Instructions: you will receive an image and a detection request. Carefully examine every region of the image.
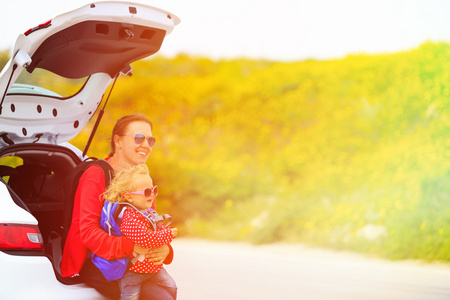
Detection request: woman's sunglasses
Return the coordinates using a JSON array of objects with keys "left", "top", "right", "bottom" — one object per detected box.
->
[
  {"left": 122, "top": 134, "right": 156, "bottom": 147},
  {"left": 130, "top": 186, "right": 158, "bottom": 198}
]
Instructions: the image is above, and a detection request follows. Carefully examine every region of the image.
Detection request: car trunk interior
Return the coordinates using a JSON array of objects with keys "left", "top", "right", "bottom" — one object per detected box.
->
[{"left": 0, "top": 144, "right": 82, "bottom": 280}]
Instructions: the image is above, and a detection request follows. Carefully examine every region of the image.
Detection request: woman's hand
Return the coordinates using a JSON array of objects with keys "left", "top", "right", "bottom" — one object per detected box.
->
[
  {"left": 146, "top": 244, "right": 170, "bottom": 265},
  {"left": 133, "top": 244, "right": 149, "bottom": 256},
  {"left": 133, "top": 243, "right": 170, "bottom": 265}
]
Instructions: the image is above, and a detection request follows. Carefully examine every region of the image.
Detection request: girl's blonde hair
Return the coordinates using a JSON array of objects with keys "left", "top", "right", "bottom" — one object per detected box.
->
[{"left": 103, "top": 164, "right": 150, "bottom": 203}]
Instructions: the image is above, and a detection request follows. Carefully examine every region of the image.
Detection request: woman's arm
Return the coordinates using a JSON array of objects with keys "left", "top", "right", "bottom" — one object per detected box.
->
[{"left": 78, "top": 166, "right": 134, "bottom": 260}]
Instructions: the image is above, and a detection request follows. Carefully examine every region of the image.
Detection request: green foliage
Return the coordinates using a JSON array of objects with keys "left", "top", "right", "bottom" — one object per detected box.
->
[
  {"left": 0, "top": 51, "right": 9, "bottom": 69},
  {"left": 124, "top": 43, "right": 449, "bottom": 263},
  {"left": 2, "top": 42, "right": 450, "bottom": 262}
]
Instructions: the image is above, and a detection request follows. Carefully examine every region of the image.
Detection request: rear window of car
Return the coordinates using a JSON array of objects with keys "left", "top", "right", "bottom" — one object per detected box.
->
[{"left": 9, "top": 68, "right": 87, "bottom": 98}]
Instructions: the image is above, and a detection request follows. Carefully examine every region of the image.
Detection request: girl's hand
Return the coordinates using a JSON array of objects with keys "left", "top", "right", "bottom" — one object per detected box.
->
[{"left": 170, "top": 227, "right": 178, "bottom": 238}]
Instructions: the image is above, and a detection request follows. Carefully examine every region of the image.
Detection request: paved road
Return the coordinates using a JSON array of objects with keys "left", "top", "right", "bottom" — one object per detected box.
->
[{"left": 165, "top": 239, "right": 450, "bottom": 300}]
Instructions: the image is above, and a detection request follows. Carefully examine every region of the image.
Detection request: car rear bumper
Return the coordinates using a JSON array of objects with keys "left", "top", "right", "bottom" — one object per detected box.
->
[{"left": 0, "top": 251, "right": 106, "bottom": 299}]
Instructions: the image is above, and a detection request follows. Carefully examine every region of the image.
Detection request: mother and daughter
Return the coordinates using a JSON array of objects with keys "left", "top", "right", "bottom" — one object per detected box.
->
[{"left": 61, "top": 113, "right": 177, "bottom": 300}]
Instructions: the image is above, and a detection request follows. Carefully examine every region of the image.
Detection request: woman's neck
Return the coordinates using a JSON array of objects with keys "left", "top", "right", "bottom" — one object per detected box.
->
[{"left": 108, "top": 155, "right": 131, "bottom": 174}]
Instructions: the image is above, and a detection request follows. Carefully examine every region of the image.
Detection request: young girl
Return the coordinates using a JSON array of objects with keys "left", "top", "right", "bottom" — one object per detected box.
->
[{"left": 102, "top": 164, "right": 177, "bottom": 300}]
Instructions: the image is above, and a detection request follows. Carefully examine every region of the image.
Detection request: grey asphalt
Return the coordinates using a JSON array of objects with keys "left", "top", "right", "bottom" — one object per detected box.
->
[{"left": 165, "top": 238, "right": 450, "bottom": 300}]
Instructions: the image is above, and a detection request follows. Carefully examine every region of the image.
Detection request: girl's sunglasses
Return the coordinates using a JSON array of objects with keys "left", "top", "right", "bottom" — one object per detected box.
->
[
  {"left": 130, "top": 186, "right": 158, "bottom": 198},
  {"left": 122, "top": 134, "right": 156, "bottom": 147}
]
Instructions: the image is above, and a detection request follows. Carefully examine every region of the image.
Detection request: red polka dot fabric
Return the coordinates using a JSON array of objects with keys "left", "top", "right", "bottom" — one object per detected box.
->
[{"left": 120, "top": 208, "right": 174, "bottom": 273}]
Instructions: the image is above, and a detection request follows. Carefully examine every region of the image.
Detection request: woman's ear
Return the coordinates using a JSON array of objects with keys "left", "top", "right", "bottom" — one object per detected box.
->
[{"left": 114, "top": 135, "right": 122, "bottom": 151}]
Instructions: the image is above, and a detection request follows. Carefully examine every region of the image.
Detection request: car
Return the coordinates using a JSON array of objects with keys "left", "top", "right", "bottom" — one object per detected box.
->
[{"left": 0, "top": 2, "right": 180, "bottom": 299}]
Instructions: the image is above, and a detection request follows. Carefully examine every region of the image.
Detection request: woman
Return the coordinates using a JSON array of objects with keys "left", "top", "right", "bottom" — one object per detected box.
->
[{"left": 61, "top": 113, "right": 176, "bottom": 300}]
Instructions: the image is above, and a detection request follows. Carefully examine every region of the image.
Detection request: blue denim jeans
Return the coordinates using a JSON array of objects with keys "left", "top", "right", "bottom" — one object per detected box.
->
[
  {"left": 119, "top": 268, "right": 177, "bottom": 300},
  {"left": 80, "top": 258, "right": 176, "bottom": 300}
]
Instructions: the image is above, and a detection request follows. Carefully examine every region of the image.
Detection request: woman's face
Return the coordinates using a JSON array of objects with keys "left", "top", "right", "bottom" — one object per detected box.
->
[{"left": 114, "top": 121, "right": 153, "bottom": 167}]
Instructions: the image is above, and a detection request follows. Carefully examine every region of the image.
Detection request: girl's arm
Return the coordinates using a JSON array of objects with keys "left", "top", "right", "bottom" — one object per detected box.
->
[{"left": 120, "top": 209, "right": 174, "bottom": 248}]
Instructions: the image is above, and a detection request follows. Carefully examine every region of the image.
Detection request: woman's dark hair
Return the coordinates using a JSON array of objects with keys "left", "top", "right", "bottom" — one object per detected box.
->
[{"left": 109, "top": 113, "right": 153, "bottom": 157}]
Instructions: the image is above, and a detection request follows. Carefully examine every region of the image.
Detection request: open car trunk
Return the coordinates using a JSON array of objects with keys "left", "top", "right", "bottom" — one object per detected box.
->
[{"left": 0, "top": 144, "right": 83, "bottom": 282}]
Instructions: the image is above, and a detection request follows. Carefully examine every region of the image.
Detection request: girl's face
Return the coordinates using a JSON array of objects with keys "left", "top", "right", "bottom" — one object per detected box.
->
[
  {"left": 114, "top": 121, "right": 153, "bottom": 168},
  {"left": 125, "top": 174, "right": 156, "bottom": 210}
]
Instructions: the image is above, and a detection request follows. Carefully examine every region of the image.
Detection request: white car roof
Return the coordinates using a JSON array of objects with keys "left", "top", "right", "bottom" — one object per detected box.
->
[{"left": 0, "top": 1, "right": 179, "bottom": 146}]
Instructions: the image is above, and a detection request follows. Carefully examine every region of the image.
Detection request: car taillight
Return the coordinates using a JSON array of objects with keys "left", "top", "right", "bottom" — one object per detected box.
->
[
  {"left": 24, "top": 19, "right": 52, "bottom": 36},
  {"left": 0, "top": 224, "right": 43, "bottom": 250}
]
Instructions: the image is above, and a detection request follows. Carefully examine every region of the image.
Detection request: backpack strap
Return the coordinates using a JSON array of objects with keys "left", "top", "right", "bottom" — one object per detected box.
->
[
  {"left": 102, "top": 201, "right": 116, "bottom": 236},
  {"left": 90, "top": 159, "right": 114, "bottom": 189},
  {"left": 145, "top": 209, "right": 173, "bottom": 228}
]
